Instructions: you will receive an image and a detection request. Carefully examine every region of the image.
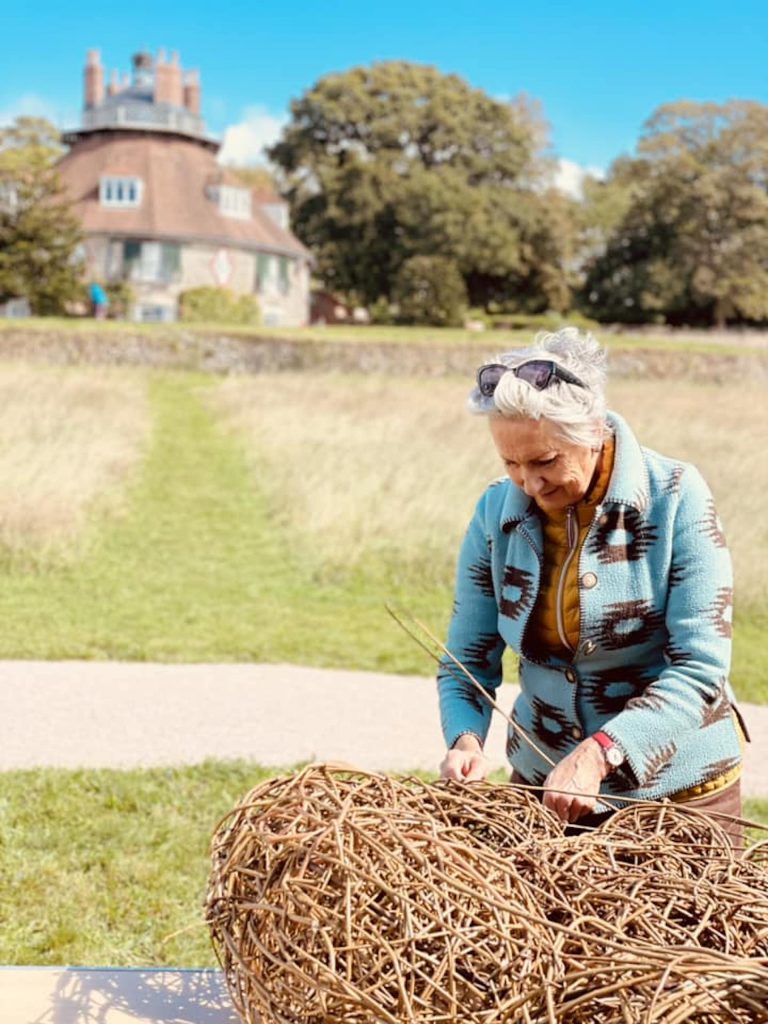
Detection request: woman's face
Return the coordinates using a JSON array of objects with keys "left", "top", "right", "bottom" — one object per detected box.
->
[{"left": 489, "top": 416, "right": 600, "bottom": 512}]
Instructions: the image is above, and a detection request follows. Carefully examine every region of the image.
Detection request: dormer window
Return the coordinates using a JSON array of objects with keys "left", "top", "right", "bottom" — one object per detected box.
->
[
  {"left": 208, "top": 185, "right": 251, "bottom": 220},
  {"left": 100, "top": 176, "right": 143, "bottom": 208}
]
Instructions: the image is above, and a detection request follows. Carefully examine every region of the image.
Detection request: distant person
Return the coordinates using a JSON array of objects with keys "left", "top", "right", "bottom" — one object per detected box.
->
[
  {"left": 89, "top": 282, "right": 109, "bottom": 320},
  {"left": 438, "top": 327, "right": 748, "bottom": 845}
]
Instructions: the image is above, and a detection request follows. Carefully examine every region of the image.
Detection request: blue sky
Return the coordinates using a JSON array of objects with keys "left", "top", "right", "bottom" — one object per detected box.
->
[{"left": 2, "top": 0, "right": 767, "bottom": 187}]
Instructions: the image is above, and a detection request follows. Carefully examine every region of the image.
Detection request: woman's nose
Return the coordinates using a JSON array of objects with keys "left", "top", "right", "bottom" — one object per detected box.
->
[{"left": 520, "top": 471, "right": 544, "bottom": 496}]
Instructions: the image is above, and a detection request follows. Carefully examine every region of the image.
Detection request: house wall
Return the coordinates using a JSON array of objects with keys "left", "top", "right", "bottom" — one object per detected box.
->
[
  {"left": 84, "top": 235, "right": 310, "bottom": 325},
  {"left": 255, "top": 253, "right": 310, "bottom": 327},
  {"left": 182, "top": 243, "right": 255, "bottom": 295}
]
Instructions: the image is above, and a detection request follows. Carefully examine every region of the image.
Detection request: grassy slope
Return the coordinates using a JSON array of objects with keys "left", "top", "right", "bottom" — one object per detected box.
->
[
  {"left": 0, "top": 762, "right": 765, "bottom": 967},
  {"left": 0, "top": 372, "right": 439, "bottom": 672}
]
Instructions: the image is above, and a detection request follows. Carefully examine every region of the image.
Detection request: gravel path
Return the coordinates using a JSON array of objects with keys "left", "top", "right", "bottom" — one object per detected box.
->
[{"left": 2, "top": 660, "right": 767, "bottom": 798}]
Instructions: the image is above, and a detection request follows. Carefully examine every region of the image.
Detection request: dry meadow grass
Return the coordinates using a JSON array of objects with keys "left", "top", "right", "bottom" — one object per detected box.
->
[
  {"left": 608, "top": 379, "right": 768, "bottom": 610},
  {"left": 213, "top": 372, "right": 768, "bottom": 607},
  {"left": 0, "top": 364, "right": 149, "bottom": 567},
  {"left": 211, "top": 374, "right": 498, "bottom": 588}
]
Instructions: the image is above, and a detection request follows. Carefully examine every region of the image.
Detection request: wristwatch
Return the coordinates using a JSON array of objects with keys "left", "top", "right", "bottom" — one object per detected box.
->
[{"left": 592, "top": 731, "right": 625, "bottom": 772}]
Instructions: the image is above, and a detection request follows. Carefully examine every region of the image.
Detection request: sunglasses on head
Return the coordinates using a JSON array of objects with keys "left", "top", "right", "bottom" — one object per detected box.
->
[{"left": 476, "top": 359, "right": 587, "bottom": 398}]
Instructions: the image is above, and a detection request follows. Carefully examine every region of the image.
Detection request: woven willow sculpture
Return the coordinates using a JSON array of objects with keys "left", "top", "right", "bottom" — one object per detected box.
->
[{"left": 206, "top": 766, "right": 768, "bottom": 1024}]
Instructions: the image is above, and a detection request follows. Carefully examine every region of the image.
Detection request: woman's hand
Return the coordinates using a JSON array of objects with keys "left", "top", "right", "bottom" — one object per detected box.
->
[
  {"left": 543, "top": 738, "right": 608, "bottom": 822},
  {"left": 440, "top": 733, "right": 491, "bottom": 782}
]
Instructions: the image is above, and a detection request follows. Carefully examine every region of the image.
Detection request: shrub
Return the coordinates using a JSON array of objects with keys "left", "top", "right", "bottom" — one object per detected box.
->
[
  {"left": 484, "top": 311, "right": 601, "bottom": 333},
  {"left": 367, "top": 297, "right": 397, "bottom": 325},
  {"left": 179, "top": 287, "right": 260, "bottom": 326},
  {"left": 105, "top": 281, "right": 135, "bottom": 319},
  {"left": 391, "top": 256, "right": 468, "bottom": 327}
]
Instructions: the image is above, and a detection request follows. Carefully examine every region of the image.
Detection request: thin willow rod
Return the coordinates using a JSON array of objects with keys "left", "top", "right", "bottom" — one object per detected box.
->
[{"left": 386, "top": 603, "right": 557, "bottom": 769}]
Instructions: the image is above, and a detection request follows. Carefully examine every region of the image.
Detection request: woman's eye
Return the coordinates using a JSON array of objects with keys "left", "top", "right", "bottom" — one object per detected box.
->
[{"left": 537, "top": 456, "right": 557, "bottom": 466}]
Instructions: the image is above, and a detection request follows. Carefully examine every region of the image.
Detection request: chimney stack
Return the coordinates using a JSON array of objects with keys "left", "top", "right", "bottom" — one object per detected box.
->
[
  {"left": 107, "top": 69, "right": 120, "bottom": 96},
  {"left": 154, "top": 49, "right": 171, "bottom": 103},
  {"left": 154, "top": 48, "right": 184, "bottom": 106},
  {"left": 183, "top": 69, "right": 201, "bottom": 114},
  {"left": 84, "top": 49, "right": 104, "bottom": 109}
]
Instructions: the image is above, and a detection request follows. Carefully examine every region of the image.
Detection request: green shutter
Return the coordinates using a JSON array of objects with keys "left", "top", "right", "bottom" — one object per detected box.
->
[
  {"left": 256, "top": 253, "right": 271, "bottom": 292},
  {"left": 124, "top": 241, "right": 141, "bottom": 264},
  {"left": 161, "top": 244, "right": 181, "bottom": 280}
]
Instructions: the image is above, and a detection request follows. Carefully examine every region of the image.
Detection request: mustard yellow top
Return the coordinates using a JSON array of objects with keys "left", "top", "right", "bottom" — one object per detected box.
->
[{"left": 526, "top": 434, "right": 615, "bottom": 659}]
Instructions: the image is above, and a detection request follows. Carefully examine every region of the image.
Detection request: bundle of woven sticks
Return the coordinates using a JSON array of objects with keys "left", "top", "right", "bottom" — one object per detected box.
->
[{"left": 206, "top": 765, "right": 768, "bottom": 1024}]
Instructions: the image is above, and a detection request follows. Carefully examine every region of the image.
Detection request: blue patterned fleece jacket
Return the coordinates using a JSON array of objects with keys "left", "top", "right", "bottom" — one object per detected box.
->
[{"left": 438, "top": 411, "right": 744, "bottom": 805}]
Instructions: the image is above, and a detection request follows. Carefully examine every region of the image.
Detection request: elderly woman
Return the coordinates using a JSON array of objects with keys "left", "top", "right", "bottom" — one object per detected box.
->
[{"left": 438, "top": 328, "right": 747, "bottom": 834}]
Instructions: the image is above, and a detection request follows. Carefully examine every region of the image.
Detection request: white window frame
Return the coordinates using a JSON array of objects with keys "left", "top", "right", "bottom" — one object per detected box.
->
[
  {"left": 134, "top": 303, "right": 175, "bottom": 323},
  {"left": 218, "top": 185, "right": 252, "bottom": 220},
  {"left": 100, "top": 176, "right": 143, "bottom": 209}
]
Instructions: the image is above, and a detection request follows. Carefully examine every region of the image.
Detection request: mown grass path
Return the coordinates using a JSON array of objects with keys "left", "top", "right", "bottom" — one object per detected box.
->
[{"left": 0, "top": 373, "right": 437, "bottom": 670}]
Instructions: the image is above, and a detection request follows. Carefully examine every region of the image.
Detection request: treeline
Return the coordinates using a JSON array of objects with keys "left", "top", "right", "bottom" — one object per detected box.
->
[{"left": 269, "top": 63, "right": 768, "bottom": 328}]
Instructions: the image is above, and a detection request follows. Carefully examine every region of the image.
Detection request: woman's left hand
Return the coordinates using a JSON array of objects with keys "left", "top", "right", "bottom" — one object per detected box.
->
[{"left": 542, "top": 738, "right": 608, "bottom": 823}]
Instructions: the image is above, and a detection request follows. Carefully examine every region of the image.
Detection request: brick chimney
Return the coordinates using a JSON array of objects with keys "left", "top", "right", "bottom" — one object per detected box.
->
[
  {"left": 84, "top": 49, "right": 104, "bottom": 109},
  {"left": 107, "top": 69, "right": 120, "bottom": 96},
  {"left": 154, "top": 49, "right": 172, "bottom": 103},
  {"left": 155, "top": 49, "right": 184, "bottom": 106},
  {"left": 167, "top": 51, "right": 184, "bottom": 106},
  {"left": 183, "top": 69, "right": 201, "bottom": 114}
]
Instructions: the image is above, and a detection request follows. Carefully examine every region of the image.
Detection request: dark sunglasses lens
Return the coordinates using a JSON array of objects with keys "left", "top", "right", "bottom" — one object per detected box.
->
[
  {"left": 478, "top": 366, "right": 506, "bottom": 397},
  {"left": 514, "top": 361, "right": 553, "bottom": 390}
]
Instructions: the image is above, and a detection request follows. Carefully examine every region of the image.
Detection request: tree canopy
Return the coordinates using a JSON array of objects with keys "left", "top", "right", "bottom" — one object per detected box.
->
[
  {"left": 582, "top": 101, "right": 768, "bottom": 326},
  {"left": 269, "top": 62, "right": 573, "bottom": 313},
  {"left": 0, "top": 117, "right": 83, "bottom": 314}
]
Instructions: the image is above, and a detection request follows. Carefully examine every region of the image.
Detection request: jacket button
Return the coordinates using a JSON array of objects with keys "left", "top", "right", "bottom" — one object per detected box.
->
[
  {"left": 571, "top": 726, "right": 583, "bottom": 739},
  {"left": 565, "top": 668, "right": 577, "bottom": 683},
  {"left": 582, "top": 640, "right": 597, "bottom": 656},
  {"left": 581, "top": 572, "right": 598, "bottom": 589},
  {"left": 598, "top": 513, "right": 609, "bottom": 526}
]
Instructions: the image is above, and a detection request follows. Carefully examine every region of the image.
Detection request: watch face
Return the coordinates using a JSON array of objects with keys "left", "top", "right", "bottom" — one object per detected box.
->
[{"left": 606, "top": 746, "right": 624, "bottom": 768}]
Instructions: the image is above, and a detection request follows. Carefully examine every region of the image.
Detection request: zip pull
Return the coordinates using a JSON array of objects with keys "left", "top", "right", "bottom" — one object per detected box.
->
[
  {"left": 566, "top": 506, "right": 578, "bottom": 549},
  {"left": 556, "top": 506, "right": 579, "bottom": 653}
]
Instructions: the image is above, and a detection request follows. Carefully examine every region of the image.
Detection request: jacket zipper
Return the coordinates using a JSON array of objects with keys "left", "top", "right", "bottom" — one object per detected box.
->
[{"left": 556, "top": 506, "right": 578, "bottom": 653}]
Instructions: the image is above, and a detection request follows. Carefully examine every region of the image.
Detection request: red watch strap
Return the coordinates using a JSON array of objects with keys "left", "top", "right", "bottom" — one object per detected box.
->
[{"left": 592, "top": 731, "right": 614, "bottom": 750}]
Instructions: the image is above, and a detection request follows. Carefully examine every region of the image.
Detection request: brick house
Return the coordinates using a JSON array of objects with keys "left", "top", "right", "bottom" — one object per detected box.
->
[{"left": 58, "top": 50, "right": 311, "bottom": 325}]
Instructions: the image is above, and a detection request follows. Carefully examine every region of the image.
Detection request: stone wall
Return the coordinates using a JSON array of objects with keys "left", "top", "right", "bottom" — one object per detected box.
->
[{"left": 0, "top": 326, "right": 765, "bottom": 381}]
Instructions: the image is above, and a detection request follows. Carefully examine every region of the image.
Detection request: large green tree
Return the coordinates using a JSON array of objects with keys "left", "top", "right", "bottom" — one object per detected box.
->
[
  {"left": 0, "top": 116, "right": 83, "bottom": 315},
  {"left": 269, "top": 62, "right": 573, "bottom": 312},
  {"left": 581, "top": 101, "right": 768, "bottom": 326}
]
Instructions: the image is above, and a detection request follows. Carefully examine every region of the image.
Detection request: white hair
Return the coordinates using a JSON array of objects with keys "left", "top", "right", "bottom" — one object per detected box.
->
[{"left": 468, "top": 327, "right": 608, "bottom": 448}]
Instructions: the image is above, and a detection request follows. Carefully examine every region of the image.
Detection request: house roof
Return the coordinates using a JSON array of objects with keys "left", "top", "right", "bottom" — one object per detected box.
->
[{"left": 57, "top": 131, "right": 309, "bottom": 259}]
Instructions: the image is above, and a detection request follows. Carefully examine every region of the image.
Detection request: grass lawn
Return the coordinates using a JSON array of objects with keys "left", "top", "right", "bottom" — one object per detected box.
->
[
  {"left": 0, "top": 371, "right": 441, "bottom": 672},
  {"left": 0, "top": 762, "right": 765, "bottom": 967}
]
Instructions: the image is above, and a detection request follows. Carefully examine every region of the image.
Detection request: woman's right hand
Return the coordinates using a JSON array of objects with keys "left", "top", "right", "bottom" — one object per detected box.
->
[{"left": 440, "top": 733, "right": 491, "bottom": 782}]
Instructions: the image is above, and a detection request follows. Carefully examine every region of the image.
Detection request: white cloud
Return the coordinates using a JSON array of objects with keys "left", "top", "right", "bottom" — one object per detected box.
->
[
  {"left": 218, "top": 106, "right": 288, "bottom": 166},
  {"left": 0, "top": 93, "right": 78, "bottom": 131},
  {"left": 553, "top": 158, "right": 605, "bottom": 200}
]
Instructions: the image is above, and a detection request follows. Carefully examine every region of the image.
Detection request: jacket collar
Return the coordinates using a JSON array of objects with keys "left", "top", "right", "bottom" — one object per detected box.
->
[
  {"left": 604, "top": 411, "right": 650, "bottom": 512},
  {"left": 499, "top": 409, "right": 650, "bottom": 531}
]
